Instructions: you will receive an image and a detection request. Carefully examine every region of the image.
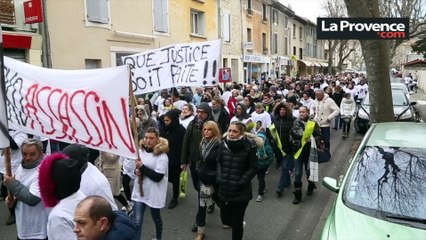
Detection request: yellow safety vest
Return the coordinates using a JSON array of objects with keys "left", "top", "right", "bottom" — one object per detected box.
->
[{"left": 294, "top": 120, "right": 316, "bottom": 160}]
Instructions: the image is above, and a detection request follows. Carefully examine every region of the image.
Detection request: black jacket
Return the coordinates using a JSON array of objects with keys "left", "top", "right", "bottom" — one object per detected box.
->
[
  {"left": 216, "top": 137, "right": 258, "bottom": 202},
  {"left": 197, "top": 141, "right": 220, "bottom": 185},
  {"left": 100, "top": 211, "right": 135, "bottom": 240},
  {"left": 272, "top": 114, "right": 296, "bottom": 155},
  {"left": 159, "top": 110, "right": 186, "bottom": 168}
]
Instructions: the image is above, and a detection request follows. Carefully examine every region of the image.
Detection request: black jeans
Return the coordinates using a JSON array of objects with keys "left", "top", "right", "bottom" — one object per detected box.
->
[
  {"left": 342, "top": 119, "right": 351, "bottom": 134},
  {"left": 122, "top": 174, "right": 132, "bottom": 201},
  {"left": 220, "top": 200, "right": 249, "bottom": 240},
  {"left": 257, "top": 168, "right": 267, "bottom": 195}
]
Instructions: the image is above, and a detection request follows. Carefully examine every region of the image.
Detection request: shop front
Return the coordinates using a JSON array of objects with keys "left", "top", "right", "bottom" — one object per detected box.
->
[{"left": 243, "top": 54, "right": 270, "bottom": 84}]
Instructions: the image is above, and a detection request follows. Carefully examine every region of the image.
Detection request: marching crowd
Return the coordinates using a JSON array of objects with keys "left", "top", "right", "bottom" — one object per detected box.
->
[{"left": 0, "top": 72, "right": 369, "bottom": 240}]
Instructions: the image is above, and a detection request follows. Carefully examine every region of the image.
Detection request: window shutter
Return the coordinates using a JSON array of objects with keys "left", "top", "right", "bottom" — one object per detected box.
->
[
  {"left": 223, "top": 14, "right": 230, "bottom": 42},
  {"left": 154, "top": 0, "right": 168, "bottom": 32},
  {"left": 87, "top": 0, "right": 109, "bottom": 24}
]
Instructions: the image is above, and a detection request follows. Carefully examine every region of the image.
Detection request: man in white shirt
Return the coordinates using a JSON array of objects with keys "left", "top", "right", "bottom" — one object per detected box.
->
[
  {"left": 4, "top": 138, "right": 49, "bottom": 240},
  {"left": 0, "top": 129, "right": 28, "bottom": 225},
  {"left": 62, "top": 144, "right": 118, "bottom": 211}
]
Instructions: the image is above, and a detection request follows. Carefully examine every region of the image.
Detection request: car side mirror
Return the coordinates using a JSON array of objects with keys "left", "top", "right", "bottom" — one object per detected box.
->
[
  {"left": 323, "top": 177, "right": 339, "bottom": 193},
  {"left": 411, "top": 101, "right": 417, "bottom": 106}
]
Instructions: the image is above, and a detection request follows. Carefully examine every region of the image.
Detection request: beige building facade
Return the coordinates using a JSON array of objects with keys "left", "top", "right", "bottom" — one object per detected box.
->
[
  {"left": 219, "top": 0, "right": 244, "bottom": 83},
  {"left": 270, "top": 1, "right": 294, "bottom": 78},
  {"left": 3, "top": 0, "right": 329, "bottom": 81}
]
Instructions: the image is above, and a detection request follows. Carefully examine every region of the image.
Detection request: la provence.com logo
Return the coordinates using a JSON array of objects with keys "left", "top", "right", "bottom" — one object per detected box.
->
[{"left": 317, "top": 18, "right": 409, "bottom": 40}]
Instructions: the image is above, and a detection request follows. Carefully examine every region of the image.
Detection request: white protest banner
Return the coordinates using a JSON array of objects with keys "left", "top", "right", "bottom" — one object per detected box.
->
[
  {"left": 3, "top": 57, "right": 137, "bottom": 159},
  {"left": 122, "top": 39, "right": 221, "bottom": 94},
  {"left": 0, "top": 76, "right": 8, "bottom": 148}
]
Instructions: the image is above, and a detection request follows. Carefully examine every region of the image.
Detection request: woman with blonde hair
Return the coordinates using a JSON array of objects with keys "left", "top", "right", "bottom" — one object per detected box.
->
[{"left": 193, "top": 121, "right": 221, "bottom": 240}]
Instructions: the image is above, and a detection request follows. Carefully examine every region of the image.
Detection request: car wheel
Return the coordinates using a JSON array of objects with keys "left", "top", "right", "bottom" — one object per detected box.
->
[{"left": 354, "top": 116, "right": 361, "bottom": 133}]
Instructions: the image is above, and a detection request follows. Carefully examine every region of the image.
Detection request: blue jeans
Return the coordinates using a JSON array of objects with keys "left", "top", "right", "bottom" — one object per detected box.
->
[
  {"left": 276, "top": 154, "right": 293, "bottom": 193},
  {"left": 132, "top": 201, "right": 163, "bottom": 240},
  {"left": 334, "top": 114, "right": 342, "bottom": 129},
  {"left": 320, "top": 127, "right": 331, "bottom": 150}
]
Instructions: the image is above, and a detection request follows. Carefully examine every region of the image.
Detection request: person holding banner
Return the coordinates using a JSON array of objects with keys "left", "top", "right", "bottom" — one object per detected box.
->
[
  {"left": 3, "top": 138, "right": 49, "bottom": 240},
  {"left": 0, "top": 129, "right": 28, "bottom": 226},
  {"left": 291, "top": 106, "right": 322, "bottom": 204},
  {"left": 131, "top": 127, "right": 169, "bottom": 240}
]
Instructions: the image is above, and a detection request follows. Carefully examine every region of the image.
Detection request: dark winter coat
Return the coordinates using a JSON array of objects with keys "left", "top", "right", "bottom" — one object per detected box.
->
[
  {"left": 159, "top": 110, "right": 186, "bottom": 169},
  {"left": 272, "top": 113, "right": 296, "bottom": 155},
  {"left": 181, "top": 116, "right": 211, "bottom": 165},
  {"left": 214, "top": 107, "right": 230, "bottom": 135},
  {"left": 197, "top": 141, "right": 220, "bottom": 185},
  {"left": 216, "top": 137, "right": 258, "bottom": 203},
  {"left": 100, "top": 211, "right": 136, "bottom": 240}
]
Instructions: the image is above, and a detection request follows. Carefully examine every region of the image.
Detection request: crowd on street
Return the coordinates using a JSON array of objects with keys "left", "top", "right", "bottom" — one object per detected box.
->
[{"left": 0, "top": 72, "right": 381, "bottom": 240}]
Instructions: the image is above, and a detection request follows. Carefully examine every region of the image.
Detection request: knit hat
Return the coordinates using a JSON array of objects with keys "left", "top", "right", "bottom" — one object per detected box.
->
[
  {"left": 62, "top": 144, "right": 90, "bottom": 172},
  {"left": 38, "top": 153, "right": 82, "bottom": 207},
  {"left": 197, "top": 102, "right": 212, "bottom": 113}
]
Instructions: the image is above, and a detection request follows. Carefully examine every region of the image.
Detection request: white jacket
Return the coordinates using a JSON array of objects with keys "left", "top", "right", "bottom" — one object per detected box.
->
[
  {"left": 340, "top": 97, "right": 356, "bottom": 117},
  {"left": 314, "top": 95, "right": 340, "bottom": 127}
]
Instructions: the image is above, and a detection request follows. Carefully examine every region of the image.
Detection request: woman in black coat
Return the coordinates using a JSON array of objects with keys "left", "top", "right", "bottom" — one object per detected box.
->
[
  {"left": 159, "top": 109, "right": 186, "bottom": 209},
  {"left": 193, "top": 121, "right": 221, "bottom": 240},
  {"left": 217, "top": 122, "right": 258, "bottom": 240}
]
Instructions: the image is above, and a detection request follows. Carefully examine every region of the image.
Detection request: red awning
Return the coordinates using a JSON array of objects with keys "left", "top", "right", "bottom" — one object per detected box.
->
[{"left": 2, "top": 33, "right": 32, "bottom": 49}]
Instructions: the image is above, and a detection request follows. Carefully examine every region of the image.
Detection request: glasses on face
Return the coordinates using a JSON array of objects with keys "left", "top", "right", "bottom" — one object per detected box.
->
[{"left": 196, "top": 110, "right": 205, "bottom": 113}]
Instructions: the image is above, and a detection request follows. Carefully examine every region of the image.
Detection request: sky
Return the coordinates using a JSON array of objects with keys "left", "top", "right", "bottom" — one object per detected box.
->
[{"left": 279, "top": 0, "right": 327, "bottom": 23}]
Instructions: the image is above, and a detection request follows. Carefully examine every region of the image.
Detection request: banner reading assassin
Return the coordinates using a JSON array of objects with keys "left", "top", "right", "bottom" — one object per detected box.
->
[
  {"left": 3, "top": 57, "right": 137, "bottom": 159},
  {"left": 122, "top": 39, "right": 221, "bottom": 95}
]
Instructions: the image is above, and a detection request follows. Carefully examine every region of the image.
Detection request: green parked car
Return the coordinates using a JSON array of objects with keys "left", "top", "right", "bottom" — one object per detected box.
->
[{"left": 321, "top": 122, "right": 426, "bottom": 240}]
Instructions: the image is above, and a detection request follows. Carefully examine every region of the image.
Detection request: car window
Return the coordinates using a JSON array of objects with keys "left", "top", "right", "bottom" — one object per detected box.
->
[
  {"left": 343, "top": 146, "right": 426, "bottom": 228},
  {"left": 362, "top": 92, "right": 408, "bottom": 106}
]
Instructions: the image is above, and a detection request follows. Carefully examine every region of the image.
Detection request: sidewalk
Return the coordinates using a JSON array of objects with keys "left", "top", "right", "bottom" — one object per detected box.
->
[{"left": 411, "top": 88, "right": 426, "bottom": 122}]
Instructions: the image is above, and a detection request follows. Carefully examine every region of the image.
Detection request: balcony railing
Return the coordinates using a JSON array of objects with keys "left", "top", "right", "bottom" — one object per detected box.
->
[{"left": 0, "top": 0, "right": 16, "bottom": 26}]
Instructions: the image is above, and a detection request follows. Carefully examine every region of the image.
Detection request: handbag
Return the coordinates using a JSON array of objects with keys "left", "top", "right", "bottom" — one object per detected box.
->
[{"left": 317, "top": 148, "right": 331, "bottom": 163}]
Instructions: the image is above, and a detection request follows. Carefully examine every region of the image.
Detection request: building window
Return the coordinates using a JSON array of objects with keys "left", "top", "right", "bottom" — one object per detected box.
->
[
  {"left": 273, "top": 33, "right": 278, "bottom": 54},
  {"left": 299, "top": 27, "right": 303, "bottom": 40},
  {"left": 285, "top": 17, "right": 288, "bottom": 28},
  {"left": 191, "top": 10, "right": 205, "bottom": 36},
  {"left": 247, "top": 0, "right": 252, "bottom": 10},
  {"left": 293, "top": 24, "right": 296, "bottom": 38},
  {"left": 262, "top": 4, "right": 267, "bottom": 21},
  {"left": 85, "top": 59, "right": 101, "bottom": 69},
  {"left": 293, "top": 46, "right": 296, "bottom": 56},
  {"left": 86, "top": 0, "right": 109, "bottom": 24},
  {"left": 314, "top": 44, "right": 317, "bottom": 58},
  {"left": 223, "top": 13, "right": 231, "bottom": 42},
  {"left": 247, "top": 28, "right": 252, "bottom": 42},
  {"left": 272, "top": 10, "right": 278, "bottom": 25},
  {"left": 262, "top": 33, "right": 267, "bottom": 51},
  {"left": 284, "top": 37, "right": 288, "bottom": 56},
  {"left": 153, "top": 0, "right": 168, "bottom": 33},
  {"left": 299, "top": 48, "right": 303, "bottom": 60}
]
